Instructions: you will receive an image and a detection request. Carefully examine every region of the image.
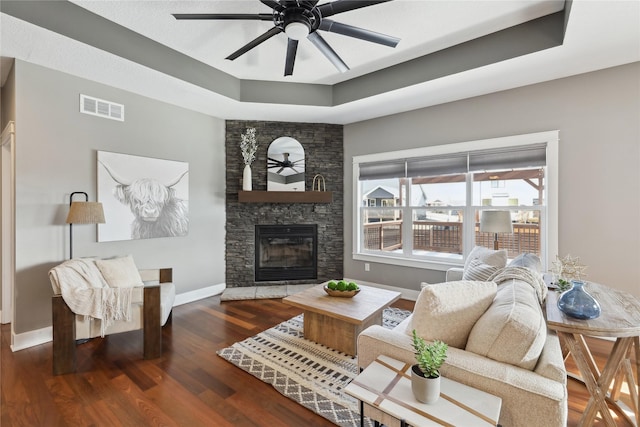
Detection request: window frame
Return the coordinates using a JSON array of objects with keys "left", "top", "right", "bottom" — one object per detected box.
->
[{"left": 352, "top": 131, "right": 559, "bottom": 272}]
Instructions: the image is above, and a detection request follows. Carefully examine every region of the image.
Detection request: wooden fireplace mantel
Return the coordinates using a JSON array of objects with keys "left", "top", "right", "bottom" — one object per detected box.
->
[{"left": 238, "top": 191, "right": 332, "bottom": 204}]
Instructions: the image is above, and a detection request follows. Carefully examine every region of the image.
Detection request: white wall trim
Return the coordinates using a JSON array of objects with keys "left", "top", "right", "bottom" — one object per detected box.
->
[
  {"left": 173, "top": 283, "right": 225, "bottom": 307},
  {"left": 11, "top": 326, "right": 52, "bottom": 352},
  {"left": 9, "top": 283, "right": 226, "bottom": 351},
  {"left": 1, "top": 121, "right": 16, "bottom": 326},
  {"left": 352, "top": 130, "right": 560, "bottom": 271}
]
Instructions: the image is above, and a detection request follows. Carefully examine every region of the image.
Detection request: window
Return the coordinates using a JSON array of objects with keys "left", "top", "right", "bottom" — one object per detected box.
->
[{"left": 353, "top": 131, "right": 559, "bottom": 271}]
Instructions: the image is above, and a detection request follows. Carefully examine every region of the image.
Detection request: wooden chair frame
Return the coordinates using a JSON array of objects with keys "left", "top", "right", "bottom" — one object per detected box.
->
[{"left": 52, "top": 268, "right": 172, "bottom": 375}]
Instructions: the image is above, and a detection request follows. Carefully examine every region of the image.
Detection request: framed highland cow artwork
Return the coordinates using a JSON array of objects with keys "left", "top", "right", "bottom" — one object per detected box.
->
[{"left": 97, "top": 151, "right": 189, "bottom": 242}]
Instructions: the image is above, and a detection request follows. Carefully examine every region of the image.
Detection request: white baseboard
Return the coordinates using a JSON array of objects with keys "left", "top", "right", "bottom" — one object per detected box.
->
[
  {"left": 344, "top": 277, "right": 421, "bottom": 301},
  {"left": 173, "top": 283, "right": 225, "bottom": 306},
  {"left": 11, "top": 326, "right": 53, "bottom": 352},
  {"left": 11, "top": 283, "right": 226, "bottom": 352}
]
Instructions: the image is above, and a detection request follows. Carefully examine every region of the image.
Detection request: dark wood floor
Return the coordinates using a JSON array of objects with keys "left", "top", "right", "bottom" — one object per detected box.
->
[{"left": 1, "top": 295, "right": 636, "bottom": 426}]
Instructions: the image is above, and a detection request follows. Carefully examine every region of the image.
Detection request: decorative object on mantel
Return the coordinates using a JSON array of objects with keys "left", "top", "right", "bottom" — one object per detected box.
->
[
  {"left": 267, "top": 137, "right": 305, "bottom": 192},
  {"left": 312, "top": 174, "right": 326, "bottom": 192},
  {"left": 240, "top": 127, "right": 258, "bottom": 191},
  {"left": 557, "top": 279, "right": 601, "bottom": 320}
]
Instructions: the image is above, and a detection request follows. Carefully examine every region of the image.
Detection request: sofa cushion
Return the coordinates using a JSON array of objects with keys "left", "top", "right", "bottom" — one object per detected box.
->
[
  {"left": 411, "top": 280, "right": 497, "bottom": 349},
  {"left": 463, "top": 259, "right": 502, "bottom": 281},
  {"left": 464, "top": 245, "right": 508, "bottom": 272},
  {"left": 95, "top": 255, "right": 144, "bottom": 288},
  {"left": 508, "top": 253, "right": 542, "bottom": 272},
  {"left": 465, "top": 280, "right": 547, "bottom": 370}
]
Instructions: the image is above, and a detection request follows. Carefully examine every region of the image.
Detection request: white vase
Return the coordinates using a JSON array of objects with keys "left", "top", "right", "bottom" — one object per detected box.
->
[
  {"left": 242, "top": 164, "right": 252, "bottom": 191},
  {"left": 411, "top": 365, "right": 441, "bottom": 404}
]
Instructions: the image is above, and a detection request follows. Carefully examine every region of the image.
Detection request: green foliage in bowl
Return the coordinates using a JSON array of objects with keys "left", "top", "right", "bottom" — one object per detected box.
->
[{"left": 325, "top": 280, "right": 359, "bottom": 293}]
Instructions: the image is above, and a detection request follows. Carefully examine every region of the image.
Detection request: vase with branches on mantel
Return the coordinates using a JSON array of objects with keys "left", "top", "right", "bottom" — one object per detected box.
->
[{"left": 240, "top": 127, "right": 258, "bottom": 191}]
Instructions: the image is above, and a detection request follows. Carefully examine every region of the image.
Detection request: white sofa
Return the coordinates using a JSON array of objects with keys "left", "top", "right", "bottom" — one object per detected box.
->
[
  {"left": 49, "top": 255, "right": 175, "bottom": 375},
  {"left": 357, "top": 251, "right": 568, "bottom": 427}
]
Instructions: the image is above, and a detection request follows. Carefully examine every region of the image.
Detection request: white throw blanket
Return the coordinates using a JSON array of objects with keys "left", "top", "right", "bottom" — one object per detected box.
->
[
  {"left": 48, "top": 259, "right": 136, "bottom": 337},
  {"left": 488, "top": 266, "right": 548, "bottom": 305}
]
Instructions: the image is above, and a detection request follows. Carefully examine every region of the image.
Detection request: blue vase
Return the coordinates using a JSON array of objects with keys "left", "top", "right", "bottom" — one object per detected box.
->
[{"left": 557, "top": 280, "right": 601, "bottom": 320}]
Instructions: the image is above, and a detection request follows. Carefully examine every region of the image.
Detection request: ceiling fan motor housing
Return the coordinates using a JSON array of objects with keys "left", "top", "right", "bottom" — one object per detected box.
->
[{"left": 275, "top": 4, "right": 322, "bottom": 39}]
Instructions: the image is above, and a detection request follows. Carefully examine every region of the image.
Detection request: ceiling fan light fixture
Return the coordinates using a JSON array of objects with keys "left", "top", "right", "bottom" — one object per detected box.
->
[{"left": 285, "top": 21, "right": 310, "bottom": 40}]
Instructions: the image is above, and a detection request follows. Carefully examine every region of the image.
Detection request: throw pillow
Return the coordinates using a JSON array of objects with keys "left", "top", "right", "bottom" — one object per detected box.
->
[
  {"left": 95, "top": 255, "right": 144, "bottom": 288},
  {"left": 411, "top": 280, "right": 497, "bottom": 349},
  {"left": 462, "top": 259, "right": 501, "bottom": 281},
  {"left": 464, "top": 246, "right": 508, "bottom": 272},
  {"left": 508, "top": 253, "right": 542, "bottom": 272},
  {"left": 465, "top": 280, "right": 547, "bottom": 370}
]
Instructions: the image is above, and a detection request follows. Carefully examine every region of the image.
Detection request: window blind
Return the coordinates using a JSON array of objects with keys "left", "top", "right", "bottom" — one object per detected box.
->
[
  {"left": 359, "top": 159, "right": 405, "bottom": 180},
  {"left": 359, "top": 143, "right": 546, "bottom": 180},
  {"left": 468, "top": 143, "right": 547, "bottom": 172}
]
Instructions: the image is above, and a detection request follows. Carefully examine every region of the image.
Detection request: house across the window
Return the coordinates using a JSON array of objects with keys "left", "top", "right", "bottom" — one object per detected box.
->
[{"left": 353, "top": 131, "right": 558, "bottom": 271}]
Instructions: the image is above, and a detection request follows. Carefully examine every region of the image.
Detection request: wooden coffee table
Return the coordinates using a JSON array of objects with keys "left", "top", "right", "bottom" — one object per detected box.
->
[
  {"left": 282, "top": 283, "right": 401, "bottom": 355},
  {"left": 345, "top": 355, "right": 502, "bottom": 427}
]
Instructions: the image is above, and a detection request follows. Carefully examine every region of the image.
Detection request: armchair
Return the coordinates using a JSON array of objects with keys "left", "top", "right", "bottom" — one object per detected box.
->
[{"left": 49, "top": 256, "right": 175, "bottom": 375}]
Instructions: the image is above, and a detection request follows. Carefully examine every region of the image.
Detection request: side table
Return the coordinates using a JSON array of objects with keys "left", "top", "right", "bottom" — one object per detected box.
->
[
  {"left": 345, "top": 355, "right": 502, "bottom": 427},
  {"left": 546, "top": 281, "right": 640, "bottom": 426}
]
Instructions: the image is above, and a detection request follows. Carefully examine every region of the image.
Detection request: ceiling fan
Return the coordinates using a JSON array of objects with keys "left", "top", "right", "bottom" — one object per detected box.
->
[
  {"left": 268, "top": 152, "right": 304, "bottom": 174},
  {"left": 173, "top": 0, "right": 400, "bottom": 76}
]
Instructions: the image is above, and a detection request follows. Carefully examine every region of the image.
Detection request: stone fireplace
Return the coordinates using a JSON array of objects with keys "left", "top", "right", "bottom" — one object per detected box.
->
[
  {"left": 225, "top": 121, "right": 344, "bottom": 288},
  {"left": 255, "top": 224, "right": 317, "bottom": 282}
]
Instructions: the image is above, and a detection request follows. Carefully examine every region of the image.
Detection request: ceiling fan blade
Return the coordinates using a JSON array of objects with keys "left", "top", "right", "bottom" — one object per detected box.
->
[
  {"left": 319, "top": 20, "right": 399, "bottom": 47},
  {"left": 259, "top": 0, "right": 282, "bottom": 10},
  {"left": 284, "top": 39, "right": 298, "bottom": 76},
  {"left": 277, "top": 166, "right": 285, "bottom": 174},
  {"left": 268, "top": 157, "right": 284, "bottom": 165},
  {"left": 173, "top": 13, "right": 273, "bottom": 21},
  {"left": 317, "top": 0, "right": 392, "bottom": 18},
  {"left": 307, "top": 32, "right": 349, "bottom": 73},
  {"left": 226, "top": 26, "right": 282, "bottom": 60}
]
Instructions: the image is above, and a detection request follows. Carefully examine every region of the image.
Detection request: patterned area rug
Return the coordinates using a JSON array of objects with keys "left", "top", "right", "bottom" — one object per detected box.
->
[{"left": 217, "top": 307, "right": 411, "bottom": 427}]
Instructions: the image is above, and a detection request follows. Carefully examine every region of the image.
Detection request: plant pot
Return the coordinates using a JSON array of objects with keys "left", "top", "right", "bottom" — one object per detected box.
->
[
  {"left": 411, "top": 364, "right": 440, "bottom": 404},
  {"left": 242, "top": 164, "right": 252, "bottom": 191}
]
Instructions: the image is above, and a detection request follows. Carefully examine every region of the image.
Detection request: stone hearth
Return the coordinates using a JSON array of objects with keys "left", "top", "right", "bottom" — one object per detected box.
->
[{"left": 220, "top": 284, "right": 315, "bottom": 301}]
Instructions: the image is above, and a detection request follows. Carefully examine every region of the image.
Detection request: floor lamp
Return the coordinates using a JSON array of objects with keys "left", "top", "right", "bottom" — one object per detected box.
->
[
  {"left": 65, "top": 191, "right": 105, "bottom": 259},
  {"left": 480, "top": 210, "right": 513, "bottom": 250}
]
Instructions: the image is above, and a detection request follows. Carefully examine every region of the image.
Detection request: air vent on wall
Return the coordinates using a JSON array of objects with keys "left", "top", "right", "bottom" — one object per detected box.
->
[{"left": 80, "top": 94, "right": 124, "bottom": 121}]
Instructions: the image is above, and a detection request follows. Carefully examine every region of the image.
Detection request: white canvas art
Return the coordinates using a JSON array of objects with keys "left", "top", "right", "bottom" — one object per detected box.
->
[{"left": 98, "top": 151, "right": 189, "bottom": 242}]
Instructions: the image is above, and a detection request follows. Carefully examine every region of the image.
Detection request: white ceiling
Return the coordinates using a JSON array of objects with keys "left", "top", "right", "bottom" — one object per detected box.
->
[{"left": 1, "top": 1, "right": 639, "bottom": 124}]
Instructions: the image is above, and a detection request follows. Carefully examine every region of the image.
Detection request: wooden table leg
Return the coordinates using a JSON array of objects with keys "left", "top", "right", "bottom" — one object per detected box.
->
[
  {"left": 560, "top": 332, "right": 620, "bottom": 426},
  {"left": 570, "top": 334, "right": 634, "bottom": 427}
]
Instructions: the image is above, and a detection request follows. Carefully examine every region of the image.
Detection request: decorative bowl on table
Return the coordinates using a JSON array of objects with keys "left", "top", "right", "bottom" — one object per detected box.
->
[{"left": 324, "top": 280, "right": 360, "bottom": 298}]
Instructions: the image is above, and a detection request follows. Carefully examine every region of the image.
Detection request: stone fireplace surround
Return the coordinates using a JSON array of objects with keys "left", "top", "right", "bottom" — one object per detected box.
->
[{"left": 225, "top": 120, "right": 344, "bottom": 292}]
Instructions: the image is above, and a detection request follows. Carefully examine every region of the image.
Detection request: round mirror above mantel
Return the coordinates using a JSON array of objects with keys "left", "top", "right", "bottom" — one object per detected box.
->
[{"left": 267, "top": 137, "right": 305, "bottom": 192}]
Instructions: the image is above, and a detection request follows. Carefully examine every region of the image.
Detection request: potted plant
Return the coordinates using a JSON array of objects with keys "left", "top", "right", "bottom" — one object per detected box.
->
[{"left": 411, "top": 329, "right": 448, "bottom": 404}]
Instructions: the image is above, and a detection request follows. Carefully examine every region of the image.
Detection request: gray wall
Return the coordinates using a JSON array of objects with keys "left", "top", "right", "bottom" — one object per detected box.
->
[
  {"left": 344, "top": 62, "right": 640, "bottom": 298},
  {"left": 12, "top": 60, "right": 226, "bottom": 334}
]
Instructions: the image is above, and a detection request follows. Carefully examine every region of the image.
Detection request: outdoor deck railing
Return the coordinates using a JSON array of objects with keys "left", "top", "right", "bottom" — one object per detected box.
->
[{"left": 363, "top": 220, "right": 540, "bottom": 258}]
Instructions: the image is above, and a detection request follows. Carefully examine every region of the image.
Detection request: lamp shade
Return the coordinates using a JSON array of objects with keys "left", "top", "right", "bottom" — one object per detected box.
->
[
  {"left": 66, "top": 201, "right": 105, "bottom": 224},
  {"left": 480, "top": 210, "right": 513, "bottom": 234}
]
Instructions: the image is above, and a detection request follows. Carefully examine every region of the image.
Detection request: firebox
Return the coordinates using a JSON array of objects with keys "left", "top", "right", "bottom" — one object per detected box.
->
[{"left": 255, "top": 224, "right": 317, "bottom": 282}]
